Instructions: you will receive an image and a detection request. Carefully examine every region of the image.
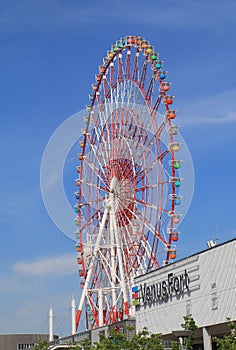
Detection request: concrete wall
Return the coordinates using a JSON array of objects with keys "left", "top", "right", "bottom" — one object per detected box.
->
[
  {"left": 134, "top": 239, "right": 236, "bottom": 335},
  {"left": 0, "top": 334, "right": 49, "bottom": 350}
]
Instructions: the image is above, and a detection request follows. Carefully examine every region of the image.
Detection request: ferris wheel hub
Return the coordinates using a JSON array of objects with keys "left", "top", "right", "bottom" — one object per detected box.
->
[{"left": 110, "top": 176, "right": 119, "bottom": 193}]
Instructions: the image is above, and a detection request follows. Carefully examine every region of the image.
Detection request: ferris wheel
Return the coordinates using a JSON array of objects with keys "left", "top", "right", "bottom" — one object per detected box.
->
[{"left": 75, "top": 35, "right": 183, "bottom": 329}]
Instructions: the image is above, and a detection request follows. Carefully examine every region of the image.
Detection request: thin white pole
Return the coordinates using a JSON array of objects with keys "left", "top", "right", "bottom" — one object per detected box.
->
[
  {"left": 49, "top": 306, "right": 54, "bottom": 342},
  {"left": 98, "top": 288, "right": 103, "bottom": 327},
  {"left": 71, "top": 296, "right": 76, "bottom": 335}
]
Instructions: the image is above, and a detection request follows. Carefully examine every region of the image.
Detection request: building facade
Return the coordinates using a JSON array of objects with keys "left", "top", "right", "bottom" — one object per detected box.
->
[
  {"left": 54, "top": 317, "right": 136, "bottom": 346},
  {"left": 0, "top": 334, "right": 51, "bottom": 350},
  {"left": 134, "top": 239, "right": 236, "bottom": 349}
]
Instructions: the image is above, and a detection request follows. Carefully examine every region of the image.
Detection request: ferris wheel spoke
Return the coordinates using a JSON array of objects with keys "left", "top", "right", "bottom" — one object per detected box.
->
[
  {"left": 84, "top": 143, "right": 107, "bottom": 176},
  {"left": 111, "top": 203, "right": 129, "bottom": 315},
  {"left": 135, "top": 183, "right": 159, "bottom": 192},
  {"left": 130, "top": 239, "right": 150, "bottom": 274},
  {"left": 130, "top": 162, "right": 157, "bottom": 185},
  {"left": 97, "top": 250, "right": 121, "bottom": 285},
  {"left": 135, "top": 198, "right": 168, "bottom": 213},
  {"left": 123, "top": 124, "right": 168, "bottom": 168},
  {"left": 121, "top": 135, "right": 151, "bottom": 162},
  {"left": 131, "top": 52, "right": 139, "bottom": 82},
  {"left": 102, "top": 77, "right": 109, "bottom": 100},
  {"left": 114, "top": 205, "right": 145, "bottom": 276},
  {"left": 81, "top": 178, "right": 107, "bottom": 192},
  {"left": 152, "top": 95, "right": 163, "bottom": 114},
  {"left": 145, "top": 77, "right": 155, "bottom": 102},
  {"left": 136, "top": 208, "right": 168, "bottom": 247},
  {"left": 139, "top": 60, "right": 148, "bottom": 89},
  {"left": 80, "top": 197, "right": 106, "bottom": 209},
  {"left": 78, "top": 209, "right": 102, "bottom": 233},
  {"left": 123, "top": 203, "right": 161, "bottom": 247},
  {"left": 120, "top": 202, "right": 156, "bottom": 240},
  {"left": 117, "top": 55, "right": 123, "bottom": 83},
  {"left": 125, "top": 48, "right": 131, "bottom": 80},
  {"left": 158, "top": 149, "right": 170, "bottom": 161},
  {"left": 89, "top": 116, "right": 109, "bottom": 160},
  {"left": 82, "top": 157, "right": 109, "bottom": 187},
  {"left": 116, "top": 209, "right": 140, "bottom": 248},
  {"left": 139, "top": 238, "right": 158, "bottom": 269}
]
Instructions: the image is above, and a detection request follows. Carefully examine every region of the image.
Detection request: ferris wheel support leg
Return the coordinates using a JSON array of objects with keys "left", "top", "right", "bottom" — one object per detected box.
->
[
  {"left": 109, "top": 203, "right": 118, "bottom": 322},
  {"left": 76, "top": 206, "right": 109, "bottom": 330},
  {"left": 111, "top": 202, "right": 129, "bottom": 318}
]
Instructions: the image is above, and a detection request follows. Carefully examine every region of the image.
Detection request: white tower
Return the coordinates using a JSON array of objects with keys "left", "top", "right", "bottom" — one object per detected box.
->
[
  {"left": 71, "top": 296, "right": 76, "bottom": 335},
  {"left": 49, "top": 306, "right": 54, "bottom": 342}
]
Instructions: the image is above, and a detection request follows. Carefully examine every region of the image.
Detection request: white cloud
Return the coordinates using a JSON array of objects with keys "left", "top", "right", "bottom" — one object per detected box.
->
[
  {"left": 0, "top": 282, "right": 78, "bottom": 335},
  {"left": 181, "top": 111, "right": 236, "bottom": 126},
  {"left": 13, "top": 253, "right": 77, "bottom": 277},
  {"left": 12, "top": 296, "right": 72, "bottom": 335},
  {"left": 180, "top": 89, "right": 236, "bottom": 126},
  {"left": 0, "top": 254, "right": 80, "bottom": 334}
]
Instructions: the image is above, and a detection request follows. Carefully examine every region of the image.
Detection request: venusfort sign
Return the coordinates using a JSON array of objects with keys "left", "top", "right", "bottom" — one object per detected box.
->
[{"left": 132, "top": 270, "right": 190, "bottom": 306}]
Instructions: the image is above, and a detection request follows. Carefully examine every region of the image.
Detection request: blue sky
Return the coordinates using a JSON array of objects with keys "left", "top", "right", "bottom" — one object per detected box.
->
[{"left": 0, "top": 0, "right": 236, "bottom": 336}]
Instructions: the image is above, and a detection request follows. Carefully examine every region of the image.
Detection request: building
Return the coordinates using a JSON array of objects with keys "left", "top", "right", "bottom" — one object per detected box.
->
[
  {"left": 0, "top": 334, "right": 52, "bottom": 350},
  {"left": 133, "top": 238, "right": 236, "bottom": 350},
  {"left": 9, "top": 239, "right": 234, "bottom": 350},
  {"left": 53, "top": 317, "right": 136, "bottom": 346}
]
